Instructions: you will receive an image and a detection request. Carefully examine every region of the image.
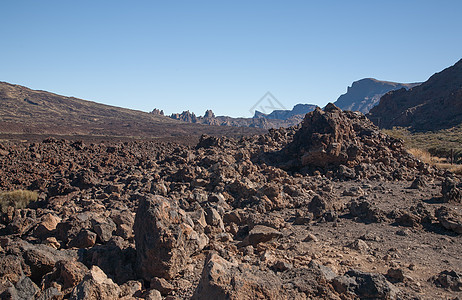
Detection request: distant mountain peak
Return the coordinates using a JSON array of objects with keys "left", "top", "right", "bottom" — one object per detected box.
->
[
  {"left": 253, "top": 110, "right": 268, "bottom": 118},
  {"left": 334, "top": 78, "right": 421, "bottom": 113}
]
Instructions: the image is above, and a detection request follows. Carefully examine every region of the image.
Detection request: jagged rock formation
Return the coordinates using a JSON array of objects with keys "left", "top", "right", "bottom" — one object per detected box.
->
[
  {"left": 253, "top": 104, "right": 318, "bottom": 120},
  {"left": 203, "top": 109, "right": 215, "bottom": 119},
  {"left": 169, "top": 109, "right": 303, "bottom": 129},
  {"left": 368, "top": 59, "right": 462, "bottom": 131},
  {"left": 334, "top": 78, "right": 420, "bottom": 113},
  {"left": 170, "top": 110, "right": 198, "bottom": 123},
  {"left": 150, "top": 108, "right": 164, "bottom": 116}
]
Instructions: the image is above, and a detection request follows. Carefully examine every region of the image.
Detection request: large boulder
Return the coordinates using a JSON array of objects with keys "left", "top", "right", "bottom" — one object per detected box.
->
[
  {"left": 55, "top": 212, "right": 94, "bottom": 245},
  {"left": 239, "top": 225, "right": 282, "bottom": 247},
  {"left": 90, "top": 216, "right": 116, "bottom": 243},
  {"left": 0, "top": 255, "right": 25, "bottom": 284},
  {"left": 32, "top": 213, "right": 61, "bottom": 239},
  {"left": 436, "top": 206, "right": 462, "bottom": 234},
  {"left": 134, "top": 195, "right": 208, "bottom": 280},
  {"left": 441, "top": 177, "right": 462, "bottom": 203},
  {"left": 193, "top": 253, "right": 284, "bottom": 300},
  {"left": 82, "top": 244, "right": 137, "bottom": 284},
  {"left": 15, "top": 276, "right": 40, "bottom": 299},
  {"left": 20, "top": 242, "right": 77, "bottom": 285},
  {"left": 43, "top": 260, "right": 88, "bottom": 291},
  {"left": 70, "top": 266, "right": 121, "bottom": 300},
  {"left": 431, "top": 270, "right": 462, "bottom": 291},
  {"left": 70, "top": 169, "right": 99, "bottom": 189},
  {"left": 193, "top": 254, "right": 334, "bottom": 299},
  {"left": 332, "top": 269, "right": 398, "bottom": 299}
]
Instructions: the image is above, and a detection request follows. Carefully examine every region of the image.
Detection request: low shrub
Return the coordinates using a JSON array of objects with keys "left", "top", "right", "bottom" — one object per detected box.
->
[{"left": 0, "top": 190, "right": 38, "bottom": 213}]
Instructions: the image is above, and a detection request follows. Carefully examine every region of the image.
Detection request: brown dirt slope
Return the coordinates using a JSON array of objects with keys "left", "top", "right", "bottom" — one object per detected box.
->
[{"left": 0, "top": 81, "right": 265, "bottom": 140}]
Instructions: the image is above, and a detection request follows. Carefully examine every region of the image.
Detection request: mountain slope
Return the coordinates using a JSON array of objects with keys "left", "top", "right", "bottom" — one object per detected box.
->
[
  {"left": 368, "top": 59, "right": 462, "bottom": 131},
  {"left": 334, "top": 78, "right": 420, "bottom": 113},
  {"left": 0, "top": 82, "right": 264, "bottom": 139}
]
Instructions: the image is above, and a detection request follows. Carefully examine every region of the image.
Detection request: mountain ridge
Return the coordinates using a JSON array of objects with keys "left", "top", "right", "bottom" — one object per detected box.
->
[
  {"left": 368, "top": 59, "right": 462, "bottom": 131},
  {"left": 334, "top": 78, "right": 421, "bottom": 113},
  {"left": 253, "top": 103, "right": 318, "bottom": 120}
]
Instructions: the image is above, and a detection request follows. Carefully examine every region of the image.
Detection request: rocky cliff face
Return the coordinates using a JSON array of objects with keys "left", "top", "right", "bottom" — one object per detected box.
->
[
  {"left": 253, "top": 104, "right": 318, "bottom": 120},
  {"left": 368, "top": 59, "right": 462, "bottom": 131},
  {"left": 334, "top": 78, "right": 420, "bottom": 114}
]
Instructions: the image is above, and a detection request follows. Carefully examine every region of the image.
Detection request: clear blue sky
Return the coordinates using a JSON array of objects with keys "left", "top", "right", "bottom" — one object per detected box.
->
[{"left": 1, "top": 1, "right": 461, "bottom": 117}]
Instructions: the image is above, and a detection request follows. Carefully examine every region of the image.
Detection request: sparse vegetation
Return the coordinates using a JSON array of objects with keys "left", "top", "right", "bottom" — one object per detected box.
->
[
  {"left": 384, "top": 126, "right": 462, "bottom": 174},
  {"left": 0, "top": 190, "right": 38, "bottom": 213},
  {"left": 407, "top": 148, "right": 462, "bottom": 175}
]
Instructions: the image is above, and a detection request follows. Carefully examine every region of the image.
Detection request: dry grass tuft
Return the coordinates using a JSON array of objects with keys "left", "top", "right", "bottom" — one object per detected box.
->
[
  {"left": 0, "top": 190, "right": 38, "bottom": 213},
  {"left": 435, "top": 163, "right": 462, "bottom": 175},
  {"left": 407, "top": 148, "right": 433, "bottom": 164},
  {"left": 407, "top": 148, "right": 447, "bottom": 164},
  {"left": 407, "top": 148, "right": 462, "bottom": 175}
]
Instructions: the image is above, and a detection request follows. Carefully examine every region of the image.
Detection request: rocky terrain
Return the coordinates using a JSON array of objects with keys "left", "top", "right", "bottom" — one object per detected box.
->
[
  {"left": 168, "top": 109, "right": 306, "bottom": 129},
  {"left": 368, "top": 59, "right": 462, "bottom": 131},
  {"left": 253, "top": 104, "right": 318, "bottom": 120},
  {"left": 0, "top": 104, "right": 461, "bottom": 299},
  {"left": 168, "top": 104, "right": 319, "bottom": 130},
  {"left": 334, "top": 78, "right": 420, "bottom": 114},
  {"left": 0, "top": 82, "right": 264, "bottom": 141}
]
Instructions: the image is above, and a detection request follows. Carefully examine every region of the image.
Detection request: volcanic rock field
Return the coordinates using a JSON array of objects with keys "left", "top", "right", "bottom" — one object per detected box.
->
[{"left": 0, "top": 105, "right": 461, "bottom": 299}]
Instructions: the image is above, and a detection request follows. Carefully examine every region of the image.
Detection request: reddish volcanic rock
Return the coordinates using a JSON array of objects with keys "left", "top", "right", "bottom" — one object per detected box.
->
[
  {"left": 134, "top": 195, "right": 208, "bottom": 280},
  {"left": 269, "top": 103, "right": 418, "bottom": 179}
]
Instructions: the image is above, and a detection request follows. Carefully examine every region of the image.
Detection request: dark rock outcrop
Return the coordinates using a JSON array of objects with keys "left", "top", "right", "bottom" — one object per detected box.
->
[
  {"left": 432, "top": 270, "right": 462, "bottom": 291},
  {"left": 333, "top": 270, "right": 398, "bottom": 299},
  {"left": 150, "top": 108, "right": 164, "bottom": 116}
]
